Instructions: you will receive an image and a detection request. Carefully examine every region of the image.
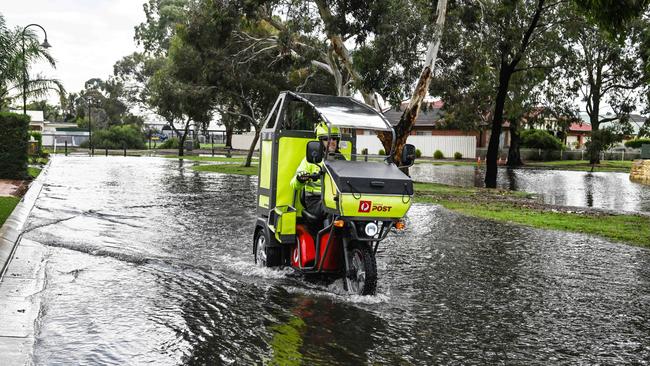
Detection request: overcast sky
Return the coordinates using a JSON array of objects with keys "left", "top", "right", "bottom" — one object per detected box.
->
[{"left": 2, "top": 0, "right": 146, "bottom": 102}]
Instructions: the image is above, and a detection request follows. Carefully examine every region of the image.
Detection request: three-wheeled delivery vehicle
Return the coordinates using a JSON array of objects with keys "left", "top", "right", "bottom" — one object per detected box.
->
[{"left": 253, "top": 92, "right": 416, "bottom": 295}]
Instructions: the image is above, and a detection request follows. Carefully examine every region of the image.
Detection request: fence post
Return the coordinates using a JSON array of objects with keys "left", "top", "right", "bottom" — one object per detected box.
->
[
  {"left": 105, "top": 148, "right": 108, "bottom": 157},
  {"left": 211, "top": 135, "right": 215, "bottom": 157},
  {"left": 622, "top": 150, "right": 625, "bottom": 161},
  {"left": 123, "top": 143, "right": 127, "bottom": 157},
  {"left": 65, "top": 141, "right": 68, "bottom": 156}
]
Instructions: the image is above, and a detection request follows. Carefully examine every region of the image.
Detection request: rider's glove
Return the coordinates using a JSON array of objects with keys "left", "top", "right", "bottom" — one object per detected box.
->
[{"left": 297, "top": 171, "right": 311, "bottom": 183}]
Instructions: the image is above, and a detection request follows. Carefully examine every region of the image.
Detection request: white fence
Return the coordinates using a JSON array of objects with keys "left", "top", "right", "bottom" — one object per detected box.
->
[
  {"left": 231, "top": 132, "right": 257, "bottom": 150},
  {"left": 356, "top": 135, "right": 476, "bottom": 158},
  {"left": 229, "top": 133, "right": 477, "bottom": 159}
]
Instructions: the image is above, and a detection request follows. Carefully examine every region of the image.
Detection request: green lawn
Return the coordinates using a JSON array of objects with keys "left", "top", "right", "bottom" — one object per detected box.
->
[
  {"left": 419, "top": 199, "right": 650, "bottom": 248},
  {"left": 28, "top": 167, "right": 42, "bottom": 179},
  {"left": 163, "top": 155, "right": 257, "bottom": 163},
  {"left": 0, "top": 196, "right": 20, "bottom": 228},
  {"left": 192, "top": 163, "right": 259, "bottom": 175}
]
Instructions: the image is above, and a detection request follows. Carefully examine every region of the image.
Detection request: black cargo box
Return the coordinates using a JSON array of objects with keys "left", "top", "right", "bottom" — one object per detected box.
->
[{"left": 324, "top": 160, "right": 414, "bottom": 196}]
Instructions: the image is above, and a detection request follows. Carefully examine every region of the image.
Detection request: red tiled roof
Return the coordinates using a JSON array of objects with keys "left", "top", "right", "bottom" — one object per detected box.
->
[{"left": 569, "top": 122, "right": 591, "bottom": 132}]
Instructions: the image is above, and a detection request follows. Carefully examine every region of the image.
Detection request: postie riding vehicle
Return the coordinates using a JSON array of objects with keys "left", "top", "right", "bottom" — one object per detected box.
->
[{"left": 253, "top": 92, "right": 416, "bottom": 295}]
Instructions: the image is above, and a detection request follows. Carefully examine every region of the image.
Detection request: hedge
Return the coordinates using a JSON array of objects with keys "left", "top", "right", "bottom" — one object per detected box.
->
[
  {"left": 624, "top": 138, "right": 650, "bottom": 149},
  {"left": 520, "top": 129, "right": 564, "bottom": 150},
  {"left": 0, "top": 112, "right": 29, "bottom": 179},
  {"left": 80, "top": 124, "right": 145, "bottom": 150}
]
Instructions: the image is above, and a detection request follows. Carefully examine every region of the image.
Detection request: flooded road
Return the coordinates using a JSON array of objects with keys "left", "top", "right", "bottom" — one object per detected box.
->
[
  {"left": 24, "top": 157, "right": 650, "bottom": 364},
  {"left": 411, "top": 164, "right": 650, "bottom": 213}
]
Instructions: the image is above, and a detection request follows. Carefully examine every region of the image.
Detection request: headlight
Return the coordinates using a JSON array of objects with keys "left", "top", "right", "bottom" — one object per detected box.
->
[{"left": 364, "top": 222, "right": 379, "bottom": 237}]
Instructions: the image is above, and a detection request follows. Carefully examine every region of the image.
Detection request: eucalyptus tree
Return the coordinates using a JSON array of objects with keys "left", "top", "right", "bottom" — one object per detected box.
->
[
  {"left": 567, "top": 17, "right": 647, "bottom": 163},
  {"left": 147, "top": 34, "right": 214, "bottom": 156},
  {"left": 244, "top": 0, "right": 450, "bottom": 163}
]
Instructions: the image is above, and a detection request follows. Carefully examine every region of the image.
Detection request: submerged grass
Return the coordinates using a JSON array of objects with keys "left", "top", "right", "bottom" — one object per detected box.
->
[
  {"left": 0, "top": 196, "right": 20, "bottom": 228},
  {"left": 524, "top": 160, "right": 632, "bottom": 172},
  {"left": 192, "top": 160, "right": 649, "bottom": 247}
]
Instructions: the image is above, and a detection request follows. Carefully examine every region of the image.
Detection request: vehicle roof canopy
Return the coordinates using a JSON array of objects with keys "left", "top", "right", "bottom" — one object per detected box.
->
[{"left": 288, "top": 92, "right": 393, "bottom": 131}]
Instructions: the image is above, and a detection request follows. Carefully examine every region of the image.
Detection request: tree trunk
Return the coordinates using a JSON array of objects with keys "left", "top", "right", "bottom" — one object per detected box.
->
[
  {"left": 506, "top": 122, "right": 523, "bottom": 167},
  {"left": 588, "top": 109, "right": 601, "bottom": 164},
  {"left": 226, "top": 125, "right": 233, "bottom": 148},
  {"left": 244, "top": 125, "right": 260, "bottom": 168},
  {"left": 378, "top": 0, "right": 448, "bottom": 162},
  {"left": 178, "top": 118, "right": 191, "bottom": 157},
  {"left": 485, "top": 64, "right": 513, "bottom": 188}
]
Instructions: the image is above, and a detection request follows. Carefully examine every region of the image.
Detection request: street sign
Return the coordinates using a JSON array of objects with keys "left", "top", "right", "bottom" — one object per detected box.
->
[{"left": 642, "top": 144, "right": 650, "bottom": 159}]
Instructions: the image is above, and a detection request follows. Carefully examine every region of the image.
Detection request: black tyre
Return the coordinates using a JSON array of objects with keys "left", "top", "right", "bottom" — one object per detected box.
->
[
  {"left": 254, "top": 228, "right": 282, "bottom": 267},
  {"left": 347, "top": 241, "right": 377, "bottom": 296}
]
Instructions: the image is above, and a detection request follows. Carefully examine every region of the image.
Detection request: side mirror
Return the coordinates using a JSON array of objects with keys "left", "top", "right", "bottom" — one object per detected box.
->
[
  {"left": 401, "top": 144, "right": 416, "bottom": 167},
  {"left": 306, "top": 141, "right": 323, "bottom": 164}
]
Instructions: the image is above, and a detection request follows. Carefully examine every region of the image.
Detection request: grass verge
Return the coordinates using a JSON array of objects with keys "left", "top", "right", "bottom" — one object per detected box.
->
[
  {"left": 415, "top": 198, "right": 650, "bottom": 248},
  {"left": 28, "top": 167, "right": 42, "bottom": 179},
  {"left": 192, "top": 164, "right": 258, "bottom": 175},
  {"left": 164, "top": 155, "right": 256, "bottom": 163},
  {"left": 0, "top": 196, "right": 20, "bottom": 228},
  {"left": 192, "top": 162, "right": 649, "bottom": 247}
]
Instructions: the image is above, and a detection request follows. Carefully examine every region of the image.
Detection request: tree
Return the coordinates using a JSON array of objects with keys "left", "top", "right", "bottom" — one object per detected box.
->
[
  {"left": 0, "top": 14, "right": 64, "bottom": 109},
  {"left": 568, "top": 17, "right": 647, "bottom": 164},
  {"left": 233, "top": 1, "right": 449, "bottom": 164},
  {"left": 147, "top": 33, "right": 214, "bottom": 157},
  {"left": 432, "top": 1, "right": 577, "bottom": 170},
  {"left": 25, "top": 100, "right": 63, "bottom": 121}
]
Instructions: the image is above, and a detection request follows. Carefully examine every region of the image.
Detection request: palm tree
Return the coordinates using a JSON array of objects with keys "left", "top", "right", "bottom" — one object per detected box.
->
[{"left": 0, "top": 14, "right": 64, "bottom": 110}]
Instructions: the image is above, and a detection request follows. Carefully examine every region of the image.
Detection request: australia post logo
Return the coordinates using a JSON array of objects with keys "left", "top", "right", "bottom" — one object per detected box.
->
[
  {"left": 358, "top": 200, "right": 392, "bottom": 213},
  {"left": 358, "top": 200, "right": 372, "bottom": 213}
]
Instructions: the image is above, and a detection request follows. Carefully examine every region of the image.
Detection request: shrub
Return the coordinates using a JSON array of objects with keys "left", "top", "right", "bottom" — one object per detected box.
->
[
  {"left": 361, "top": 148, "right": 368, "bottom": 155},
  {"left": 158, "top": 137, "right": 180, "bottom": 149},
  {"left": 80, "top": 124, "right": 145, "bottom": 150},
  {"left": 415, "top": 149, "right": 422, "bottom": 158},
  {"left": 520, "top": 129, "right": 564, "bottom": 150},
  {"left": 433, "top": 150, "right": 444, "bottom": 159},
  {"left": 454, "top": 152, "right": 462, "bottom": 159},
  {"left": 0, "top": 112, "right": 29, "bottom": 179},
  {"left": 624, "top": 138, "right": 650, "bottom": 149},
  {"left": 378, "top": 149, "right": 386, "bottom": 155}
]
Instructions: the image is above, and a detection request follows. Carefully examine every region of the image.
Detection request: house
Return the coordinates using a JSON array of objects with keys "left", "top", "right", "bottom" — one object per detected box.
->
[
  {"left": 9, "top": 110, "right": 45, "bottom": 131},
  {"left": 376, "top": 100, "right": 485, "bottom": 144},
  {"left": 41, "top": 122, "right": 89, "bottom": 147}
]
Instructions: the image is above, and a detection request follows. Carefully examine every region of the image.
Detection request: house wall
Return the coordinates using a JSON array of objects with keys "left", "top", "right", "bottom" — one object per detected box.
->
[
  {"left": 229, "top": 132, "right": 477, "bottom": 158},
  {"left": 356, "top": 135, "right": 476, "bottom": 158}
]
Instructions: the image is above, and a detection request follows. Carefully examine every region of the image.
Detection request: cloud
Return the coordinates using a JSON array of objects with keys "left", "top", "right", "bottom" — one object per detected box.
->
[{"left": 2, "top": 0, "right": 146, "bottom": 103}]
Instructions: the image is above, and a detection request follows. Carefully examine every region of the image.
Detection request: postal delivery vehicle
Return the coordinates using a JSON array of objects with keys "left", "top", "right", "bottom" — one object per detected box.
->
[{"left": 253, "top": 92, "right": 416, "bottom": 295}]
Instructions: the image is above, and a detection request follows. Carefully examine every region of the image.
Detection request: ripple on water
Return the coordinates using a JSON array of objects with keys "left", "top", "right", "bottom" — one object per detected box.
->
[{"left": 26, "top": 157, "right": 650, "bottom": 364}]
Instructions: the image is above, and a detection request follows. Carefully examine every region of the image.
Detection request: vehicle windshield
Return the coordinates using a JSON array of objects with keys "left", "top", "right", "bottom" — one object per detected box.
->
[{"left": 295, "top": 93, "right": 393, "bottom": 132}]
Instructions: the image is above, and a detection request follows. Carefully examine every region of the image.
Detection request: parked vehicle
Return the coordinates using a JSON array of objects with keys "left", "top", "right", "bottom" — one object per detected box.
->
[{"left": 252, "top": 92, "right": 415, "bottom": 295}]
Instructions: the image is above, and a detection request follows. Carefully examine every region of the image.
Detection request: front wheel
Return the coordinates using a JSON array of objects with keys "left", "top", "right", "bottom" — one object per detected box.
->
[
  {"left": 254, "top": 228, "right": 281, "bottom": 267},
  {"left": 347, "top": 241, "right": 377, "bottom": 296}
]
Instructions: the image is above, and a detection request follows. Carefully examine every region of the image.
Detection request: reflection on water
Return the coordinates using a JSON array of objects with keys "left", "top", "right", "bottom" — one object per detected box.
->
[
  {"left": 24, "top": 157, "right": 650, "bottom": 364},
  {"left": 410, "top": 164, "right": 650, "bottom": 212}
]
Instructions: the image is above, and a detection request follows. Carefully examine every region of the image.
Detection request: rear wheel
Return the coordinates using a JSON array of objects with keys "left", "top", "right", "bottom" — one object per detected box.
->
[
  {"left": 254, "top": 228, "right": 281, "bottom": 267},
  {"left": 347, "top": 241, "right": 377, "bottom": 296}
]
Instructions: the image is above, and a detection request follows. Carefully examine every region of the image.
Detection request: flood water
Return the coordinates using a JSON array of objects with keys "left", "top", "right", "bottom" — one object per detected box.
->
[
  {"left": 411, "top": 164, "right": 650, "bottom": 213},
  {"left": 23, "top": 157, "right": 650, "bottom": 364}
]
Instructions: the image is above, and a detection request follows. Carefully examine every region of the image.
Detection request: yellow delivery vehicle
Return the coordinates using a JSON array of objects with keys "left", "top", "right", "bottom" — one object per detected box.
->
[{"left": 253, "top": 92, "right": 415, "bottom": 295}]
